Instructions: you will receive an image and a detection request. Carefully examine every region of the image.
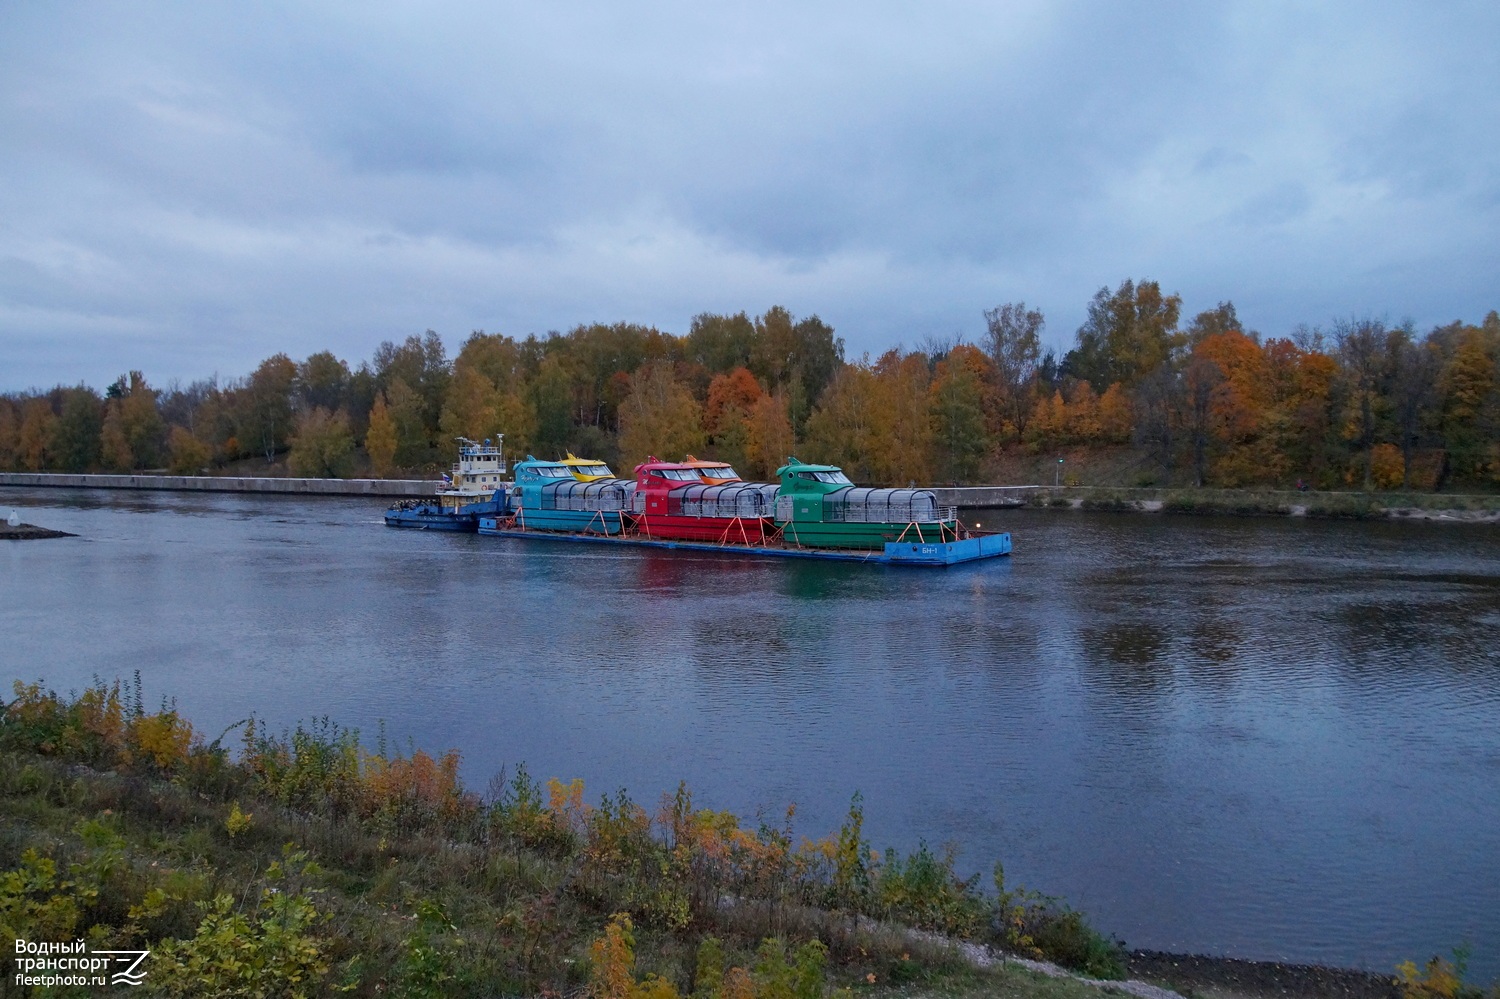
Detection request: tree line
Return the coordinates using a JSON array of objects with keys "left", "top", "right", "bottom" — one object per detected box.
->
[{"left": 2, "top": 286, "right": 1497, "bottom": 490}]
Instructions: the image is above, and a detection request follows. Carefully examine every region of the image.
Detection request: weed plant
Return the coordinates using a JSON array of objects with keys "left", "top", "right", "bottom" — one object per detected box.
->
[{"left": 1, "top": 678, "right": 1126, "bottom": 996}]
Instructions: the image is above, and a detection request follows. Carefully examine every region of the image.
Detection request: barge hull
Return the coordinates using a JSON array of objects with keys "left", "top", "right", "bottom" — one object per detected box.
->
[
  {"left": 476, "top": 523, "right": 1010, "bottom": 566},
  {"left": 776, "top": 519, "right": 961, "bottom": 549},
  {"left": 634, "top": 514, "right": 769, "bottom": 544}
]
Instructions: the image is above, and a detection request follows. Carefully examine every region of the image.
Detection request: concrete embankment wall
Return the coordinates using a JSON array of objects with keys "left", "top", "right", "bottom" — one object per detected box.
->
[
  {"left": 931, "top": 485, "right": 1041, "bottom": 509},
  {"left": 0, "top": 472, "right": 432, "bottom": 498},
  {"left": 1, "top": 473, "right": 1043, "bottom": 508}
]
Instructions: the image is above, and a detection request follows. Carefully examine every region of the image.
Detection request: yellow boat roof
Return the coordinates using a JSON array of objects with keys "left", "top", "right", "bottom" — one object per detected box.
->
[{"left": 558, "top": 452, "right": 615, "bottom": 481}]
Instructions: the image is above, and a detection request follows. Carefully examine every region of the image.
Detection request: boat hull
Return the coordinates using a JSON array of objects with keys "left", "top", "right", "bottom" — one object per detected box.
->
[
  {"left": 384, "top": 497, "right": 504, "bottom": 531},
  {"left": 635, "top": 514, "right": 769, "bottom": 544},
  {"left": 476, "top": 526, "right": 1011, "bottom": 566},
  {"left": 508, "top": 508, "right": 626, "bottom": 535},
  {"left": 384, "top": 506, "right": 479, "bottom": 531},
  {"left": 776, "top": 519, "right": 959, "bottom": 549}
]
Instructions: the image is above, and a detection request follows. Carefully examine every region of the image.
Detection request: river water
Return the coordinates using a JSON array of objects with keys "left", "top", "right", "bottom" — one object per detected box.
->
[{"left": 2, "top": 486, "right": 1498, "bottom": 979}]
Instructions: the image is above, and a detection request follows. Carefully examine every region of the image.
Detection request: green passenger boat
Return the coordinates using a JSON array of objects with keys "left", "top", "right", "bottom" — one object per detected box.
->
[{"left": 773, "top": 458, "right": 960, "bottom": 549}]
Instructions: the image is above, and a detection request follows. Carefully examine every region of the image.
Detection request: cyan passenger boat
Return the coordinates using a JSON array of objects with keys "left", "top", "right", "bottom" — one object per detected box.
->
[
  {"left": 384, "top": 437, "right": 508, "bottom": 530},
  {"left": 504, "top": 454, "right": 633, "bottom": 535},
  {"left": 773, "top": 458, "right": 960, "bottom": 548}
]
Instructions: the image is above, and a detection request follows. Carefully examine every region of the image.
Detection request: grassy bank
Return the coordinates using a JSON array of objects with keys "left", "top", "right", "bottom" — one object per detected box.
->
[
  {"left": 2, "top": 677, "right": 1130, "bottom": 998},
  {"left": 1022, "top": 486, "right": 1500, "bottom": 521}
]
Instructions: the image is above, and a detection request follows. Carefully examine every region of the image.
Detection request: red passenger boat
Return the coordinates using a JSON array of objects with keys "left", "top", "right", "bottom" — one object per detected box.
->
[{"left": 631, "top": 457, "right": 778, "bottom": 544}]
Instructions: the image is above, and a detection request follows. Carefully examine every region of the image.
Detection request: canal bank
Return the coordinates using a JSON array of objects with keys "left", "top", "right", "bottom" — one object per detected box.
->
[
  {"left": 5, "top": 474, "right": 1495, "bottom": 521},
  {"left": 0, "top": 471, "right": 431, "bottom": 497}
]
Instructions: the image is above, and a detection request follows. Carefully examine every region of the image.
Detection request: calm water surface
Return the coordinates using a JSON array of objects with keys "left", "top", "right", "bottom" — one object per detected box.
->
[{"left": 3, "top": 487, "right": 1498, "bottom": 978}]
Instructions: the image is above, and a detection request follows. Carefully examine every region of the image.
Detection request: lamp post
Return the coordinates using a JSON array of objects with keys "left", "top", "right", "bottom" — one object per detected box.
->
[{"left": 1055, "top": 457, "right": 1064, "bottom": 488}]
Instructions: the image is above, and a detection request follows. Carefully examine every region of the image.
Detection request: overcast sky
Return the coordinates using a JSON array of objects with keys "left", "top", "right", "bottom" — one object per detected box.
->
[{"left": 2, "top": 1, "right": 1496, "bottom": 392}]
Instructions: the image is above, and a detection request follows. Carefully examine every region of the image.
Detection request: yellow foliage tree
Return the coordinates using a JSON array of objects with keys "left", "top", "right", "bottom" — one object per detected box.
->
[
  {"left": 802, "top": 364, "right": 879, "bottom": 480},
  {"left": 17, "top": 398, "right": 56, "bottom": 471},
  {"left": 1064, "top": 382, "right": 1101, "bottom": 443},
  {"left": 167, "top": 426, "right": 212, "bottom": 474},
  {"left": 745, "top": 393, "right": 795, "bottom": 480},
  {"left": 439, "top": 362, "right": 500, "bottom": 442},
  {"left": 617, "top": 363, "right": 705, "bottom": 469},
  {"left": 1097, "top": 382, "right": 1133, "bottom": 443},
  {"left": 365, "top": 392, "right": 398, "bottom": 477}
]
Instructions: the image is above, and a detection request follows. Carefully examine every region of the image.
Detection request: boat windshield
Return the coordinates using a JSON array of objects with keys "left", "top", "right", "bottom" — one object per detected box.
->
[
  {"left": 796, "top": 470, "right": 852, "bottom": 484},
  {"left": 701, "top": 466, "right": 739, "bottom": 480},
  {"left": 532, "top": 466, "right": 573, "bottom": 478},
  {"left": 576, "top": 464, "right": 613, "bottom": 477},
  {"left": 655, "top": 468, "right": 703, "bottom": 481}
]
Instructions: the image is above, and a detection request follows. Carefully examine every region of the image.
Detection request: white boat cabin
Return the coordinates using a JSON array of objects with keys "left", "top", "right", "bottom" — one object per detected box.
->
[{"left": 438, "top": 436, "right": 507, "bottom": 509}]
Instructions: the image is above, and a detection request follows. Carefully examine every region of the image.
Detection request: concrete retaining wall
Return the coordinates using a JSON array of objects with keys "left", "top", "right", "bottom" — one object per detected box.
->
[
  {"left": 931, "top": 485, "right": 1041, "bottom": 508},
  {"left": 0, "top": 472, "right": 433, "bottom": 498}
]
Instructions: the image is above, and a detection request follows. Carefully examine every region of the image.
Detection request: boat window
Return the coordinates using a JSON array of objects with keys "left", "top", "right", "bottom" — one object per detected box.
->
[
  {"left": 814, "top": 471, "right": 852, "bottom": 484},
  {"left": 703, "top": 466, "right": 739, "bottom": 480},
  {"left": 533, "top": 466, "right": 571, "bottom": 477},
  {"left": 796, "top": 471, "right": 817, "bottom": 480},
  {"left": 663, "top": 468, "right": 703, "bottom": 481},
  {"left": 577, "top": 464, "right": 612, "bottom": 477}
]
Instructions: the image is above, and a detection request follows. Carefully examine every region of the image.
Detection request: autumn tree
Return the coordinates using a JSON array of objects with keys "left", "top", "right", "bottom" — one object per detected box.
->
[
  {"left": 288, "top": 407, "right": 356, "bottom": 478},
  {"left": 687, "top": 311, "right": 756, "bottom": 373},
  {"left": 1023, "top": 389, "right": 1067, "bottom": 454},
  {"left": 871, "top": 349, "right": 934, "bottom": 484},
  {"left": 1097, "top": 383, "right": 1133, "bottom": 443},
  {"left": 17, "top": 398, "right": 55, "bottom": 470},
  {"left": 1183, "top": 354, "right": 1224, "bottom": 486},
  {"left": 1439, "top": 326, "right": 1497, "bottom": 483},
  {"left": 749, "top": 306, "right": 844, "bottom": 430},
  {"left": 929, "top": 346, "right": 989, "bottom": 482},
  {"left": 1193, "top": 331, "right": 1272, "bottom": 485},
  {"left": 374, "top": 331, "right": 450, "bottom": 436},
  {"left": 1066, "top": 279, "right": 1184, "bottom": 391},
  {"left": 745, "top": 393, "right": 795, "bottom": 480},
  {"left": 1184, "top": 301, "right": 1244, "bottom": 346},
  {"left": 296, "top": 352, "right": 351, "bottom": 413},
  {"left": 983, "top": 302, "right": 1043, "bottom": 439},
  {"left": 1333, "top": 317, "right": 1396, "bottom": 490},
  {"left": 1388, "top": 332, "right": 1441, "bottom": 489},
  {"left": 1263, "top": 338, "right": 1340, "bottom": 486},
  {"left": 439, "top": 363, "right": 500, "bottom": 443},
  {"left": 617, "top": 363, "right": 705, "bottom": 469},
  {"left": 100, "top": 404, "right": 131, "bottom": 471},
  {"left": 53, "top": 387, "right": 103, "bottom": 472},
  {"left": 167, "top": 425, "right": 212, "bottom": 475},
  {"left": 529, "top": 356, "right": 573, "bottom": 458},
  {"left": 704, "top": 367, "right": 763, "bottom": 435},
  {"left": 803, "top": 364, "right": 880, "bottom": 481},
  {"left": 385, "top": 377, "right": 430, "bottom": 469},
  {"left": 0, "top": 399, "right": 19, "bottom": 469},
  {"left": 240, "top": 354, "right": 298, "bottom": 463},
  {"left": 110, "top": 371, "right": 166, "bottom": 469},
  {"left": 365, "top": 392, "right": 398, "bottom": 477},
  {"left": 1134, "top": 363, "right": 1184, "bottom": 482}
]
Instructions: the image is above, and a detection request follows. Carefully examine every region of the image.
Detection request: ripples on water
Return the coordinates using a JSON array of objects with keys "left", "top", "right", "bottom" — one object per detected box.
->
[{"left": 3, "top": 489, "right": 1499, "bottom": 979}]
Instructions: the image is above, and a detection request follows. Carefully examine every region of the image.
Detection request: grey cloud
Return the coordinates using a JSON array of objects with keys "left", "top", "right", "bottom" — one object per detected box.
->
[{"left": 1, "top": 1, "right": 1497, "bottom": 388}]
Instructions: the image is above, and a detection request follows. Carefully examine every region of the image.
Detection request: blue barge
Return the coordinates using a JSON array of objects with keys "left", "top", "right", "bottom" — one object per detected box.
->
[{"left": 477, "top": 516, "right": 1011, "bottom": 567}]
